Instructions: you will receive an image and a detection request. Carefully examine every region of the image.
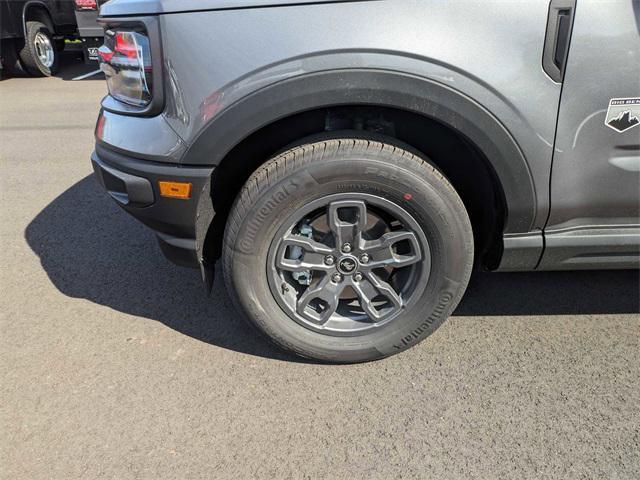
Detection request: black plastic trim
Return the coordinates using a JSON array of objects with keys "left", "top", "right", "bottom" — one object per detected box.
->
[
  {"left": 156, "top": 232, "right": 199, "bottom": 268},
  {"left": 92, "top": 154, "right": 155, "bottom": 207},
  {"left": 542, "top": 0, "right": 576, "bottom": 83},
  {"left": 91, "top": 146, "right": 214, "bottom": 265},
  {"left": 22, "top": 1, "right": 53, "bottom": 37},
  {"left": 183, "top": 69, "right": 536, "bottom": 233},
  {"left": 495, "top": 231, "right": 544, "bottom": 271}
]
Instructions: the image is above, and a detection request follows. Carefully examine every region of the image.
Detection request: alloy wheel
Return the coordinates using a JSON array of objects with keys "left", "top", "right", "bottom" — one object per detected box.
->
[{"left": 268, "top": 194, "right": 431, "bottom": 336}]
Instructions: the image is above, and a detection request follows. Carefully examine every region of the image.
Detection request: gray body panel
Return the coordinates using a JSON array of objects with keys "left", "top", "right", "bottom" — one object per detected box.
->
[
  {"left": 547, "top": 0, "right": 639, "bottom": 231},
  {"left": 100, "top": 0, "right": 380, "bottom": 16},
  {"left": 540, "top": 0, "right": 640, "bottom": 269},
  {"left": 164, "top": 0, "right": 559, "bottom": 232},
  {"left": 95, "top": 0, "right": 640, "bottom": 271}
]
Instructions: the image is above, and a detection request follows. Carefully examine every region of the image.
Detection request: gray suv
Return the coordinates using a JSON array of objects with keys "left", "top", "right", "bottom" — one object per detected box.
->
[{"left": 91, "top": 0, "right": 640, "bottom": 362}]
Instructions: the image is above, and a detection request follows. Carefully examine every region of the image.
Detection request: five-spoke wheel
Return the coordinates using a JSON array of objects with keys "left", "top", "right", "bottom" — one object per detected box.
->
[
  {"left": 269, "top": 196, "right": 430, "bottom": 334},
  {"left": 223, "top": 136, "right": 473, "bottom": 362}
]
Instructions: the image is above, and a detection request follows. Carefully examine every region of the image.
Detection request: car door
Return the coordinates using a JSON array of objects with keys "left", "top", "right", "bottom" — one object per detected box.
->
[{"left": 540, "top": 0, "right": 640, "bottom": 269}]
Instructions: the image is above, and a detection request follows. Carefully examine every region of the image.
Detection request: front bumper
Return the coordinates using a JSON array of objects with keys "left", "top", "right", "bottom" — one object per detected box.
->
[{"left": 91, "top": 144, "right": 214, "bottom": 267}]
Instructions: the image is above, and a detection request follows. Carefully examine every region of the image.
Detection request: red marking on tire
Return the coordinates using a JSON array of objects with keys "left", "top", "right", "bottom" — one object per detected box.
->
[{"left": 404, "top": 193, "right": 413, "bottom": 201}]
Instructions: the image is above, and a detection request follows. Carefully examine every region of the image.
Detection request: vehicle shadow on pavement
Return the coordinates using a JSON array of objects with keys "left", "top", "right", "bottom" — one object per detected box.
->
[
  {"left": 24, "top": 175, "right": 298, "bottom": 362},
  {"left": 25, "top": 176, "right": 639, "bottom": 359}
]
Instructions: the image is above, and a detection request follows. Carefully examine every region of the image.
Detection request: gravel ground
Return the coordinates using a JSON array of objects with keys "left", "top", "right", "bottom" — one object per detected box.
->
[{"left": 1, "top": 55, "right": 639, "bottom": 480}]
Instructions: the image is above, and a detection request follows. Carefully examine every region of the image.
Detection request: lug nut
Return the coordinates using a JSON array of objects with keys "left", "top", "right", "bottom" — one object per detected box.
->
[
  {"left": 324, "top": 255, "right": 335, "bottom": 266},
  {"left": 354, "top": 272, "right": 363, "bottom": 282},
  {"left": 331, "top": 273, "right": 343, "bottom": 283},
  {"left": 360, "top": 253, "right": 370, "bottom": 264},
  {"left": 341, "top": 243, "right": 352, "bottom": 253}
]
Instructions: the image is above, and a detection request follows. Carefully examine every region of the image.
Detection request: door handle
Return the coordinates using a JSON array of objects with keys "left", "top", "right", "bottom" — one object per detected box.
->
[{"left": 543, "top": 0, "right": 576, "bottom": 83}]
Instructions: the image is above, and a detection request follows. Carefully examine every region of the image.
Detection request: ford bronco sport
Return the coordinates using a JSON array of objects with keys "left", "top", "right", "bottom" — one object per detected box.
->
[{"left": 91, "top": 0, "right": 640, "bottom": 362}]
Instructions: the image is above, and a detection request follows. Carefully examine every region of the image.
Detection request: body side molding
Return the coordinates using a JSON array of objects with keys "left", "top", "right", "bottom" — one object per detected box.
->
[{"left": 538, "top": 225, "right": 640, "bottom": 270}]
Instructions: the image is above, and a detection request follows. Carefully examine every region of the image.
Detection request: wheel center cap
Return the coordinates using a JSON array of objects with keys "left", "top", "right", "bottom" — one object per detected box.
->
[{"left": 337, "top": 255, "right": 359, "bottom": 275}]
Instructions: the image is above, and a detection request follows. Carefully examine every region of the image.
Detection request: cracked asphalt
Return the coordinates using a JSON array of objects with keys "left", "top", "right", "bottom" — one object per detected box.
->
[{"left": 1, "top": 55, "right": 639, "bottom": 479}]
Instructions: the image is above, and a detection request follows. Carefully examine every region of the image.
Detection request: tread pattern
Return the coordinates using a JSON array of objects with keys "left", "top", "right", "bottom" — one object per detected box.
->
[
  {"left": 222, "top": 137, "right": 473, "bottom": 361},
  {"left": 19, "top": 21, "right": 56, "bottom": 77}
]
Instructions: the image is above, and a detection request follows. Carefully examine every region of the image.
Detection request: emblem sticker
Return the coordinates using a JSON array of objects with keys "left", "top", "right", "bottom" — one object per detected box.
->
[{"left": 605, "top": 98, "right": 640, "bottom": 133}]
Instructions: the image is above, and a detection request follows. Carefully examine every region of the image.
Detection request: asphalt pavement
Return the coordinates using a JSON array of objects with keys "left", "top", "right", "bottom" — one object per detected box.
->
[{"left": 1, "top": 54, "right": 639, "bottom": 480}]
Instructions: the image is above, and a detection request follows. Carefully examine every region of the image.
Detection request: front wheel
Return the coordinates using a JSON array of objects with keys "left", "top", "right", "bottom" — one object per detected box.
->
[{"left": 223, "top": 137, "right": 473, "bottom": 363}]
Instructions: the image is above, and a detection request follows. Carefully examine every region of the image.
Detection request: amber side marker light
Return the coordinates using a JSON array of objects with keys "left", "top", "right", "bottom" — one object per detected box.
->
[{"left": 159, "top": 181, "right": 192, "bottom": 199}]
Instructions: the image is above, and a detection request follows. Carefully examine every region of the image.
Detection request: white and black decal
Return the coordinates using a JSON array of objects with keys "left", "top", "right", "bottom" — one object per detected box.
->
[{"left": 605, "top": 98, "right": 640, "bottom": 133}]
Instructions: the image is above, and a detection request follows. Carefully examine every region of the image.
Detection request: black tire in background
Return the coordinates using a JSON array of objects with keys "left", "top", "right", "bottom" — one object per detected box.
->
[
  {"left": 223, "top": 136, "right": 474, "bottom": 363},
  {"left": 0, "top": 39, "right": 25, "bottom": 79},
  {"left": 19, "top": 21, "right": 58, "bottom": 77}
]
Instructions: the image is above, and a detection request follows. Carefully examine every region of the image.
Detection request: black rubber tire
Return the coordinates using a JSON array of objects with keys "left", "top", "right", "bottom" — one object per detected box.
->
[
  {"left": 19, "top": 21, "right": 58, "bottom": 77},
  {"left": 223, "top": 137, "right": 474, "bottom": 363},
  {"left": 0, "top": 39, "right": 26, "bottom": 78}
]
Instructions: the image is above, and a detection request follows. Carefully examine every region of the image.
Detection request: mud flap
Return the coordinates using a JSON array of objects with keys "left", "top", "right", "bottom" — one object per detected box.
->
[
  {"left": 195, "top": 176, "right": 216, "bottom": 294},
  {"left": 200, "top": 260, "right": 215, "bottom": 294}
]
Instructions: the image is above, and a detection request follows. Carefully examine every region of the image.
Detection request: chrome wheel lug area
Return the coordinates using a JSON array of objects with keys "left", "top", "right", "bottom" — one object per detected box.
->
[
  {"left": 341, "top": 243, "right": 352, "bottom": 253},
  {"left": 359, "top": 253, "right": 370, "bottom": 264},
  {"left": 331, "top": 273, "right": 343, "bottom": 283},
  {"left": 324, "top": 255, "right": 335, "bottom": 266},
  {"left": 353, "top": 272, "right": 363, "bottom": 282}
]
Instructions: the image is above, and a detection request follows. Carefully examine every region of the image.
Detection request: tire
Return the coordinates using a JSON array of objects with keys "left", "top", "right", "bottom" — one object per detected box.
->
[
  {"left": 19, "top": 21, "right": 58, "bottom": 76},
  {"left": 223, "top": 136, "right": 474, "bottom": 363},
  {"left": 0, "top": 39, "right": 26, "bottom": 79}
]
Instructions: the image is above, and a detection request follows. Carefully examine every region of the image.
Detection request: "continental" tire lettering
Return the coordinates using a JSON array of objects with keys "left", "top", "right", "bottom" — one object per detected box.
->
[
  {"left": 239, "top": 179, "right": 300, "bottom": 253},
  {"left": 393, "top": 291, "right": 453, "bottom": 350}
]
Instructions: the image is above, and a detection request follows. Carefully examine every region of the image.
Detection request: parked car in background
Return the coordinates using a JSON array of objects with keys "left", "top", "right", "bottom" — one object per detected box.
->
[
  {"left": 73, "top": 0, "right": 106, "bottom": 64},
  {"left": 91, "top": 0, "right": 640, "bottom": 363},
  {"left": 0, "top": 0, "right": 77, "bottom": 76}
]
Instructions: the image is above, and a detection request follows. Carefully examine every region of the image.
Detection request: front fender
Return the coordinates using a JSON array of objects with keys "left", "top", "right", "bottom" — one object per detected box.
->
[{"left": 184, "top": 69, "right": 536, "bottom": 234}]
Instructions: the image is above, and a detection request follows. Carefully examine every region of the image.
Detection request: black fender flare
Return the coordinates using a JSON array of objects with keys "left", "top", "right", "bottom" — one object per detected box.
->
[
  {"left": 22, "top": 1, "right": 54, "bottom": 36},
  {"left": 185, "top": 69, "right": 536, "bottom": 234}
]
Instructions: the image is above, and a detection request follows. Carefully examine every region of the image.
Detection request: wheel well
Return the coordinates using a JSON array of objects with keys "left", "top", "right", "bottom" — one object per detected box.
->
[
  {"left": 205, "top": 106, "right": 506, "bottom": 270},
  {"left": 24, "top": 4, "right": 54, "bottom": 33}
]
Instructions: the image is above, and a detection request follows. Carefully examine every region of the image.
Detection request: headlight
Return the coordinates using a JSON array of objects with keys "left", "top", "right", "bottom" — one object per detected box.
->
[{"left": 98, "top": 30, "right": 153, "bottom": 108}]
